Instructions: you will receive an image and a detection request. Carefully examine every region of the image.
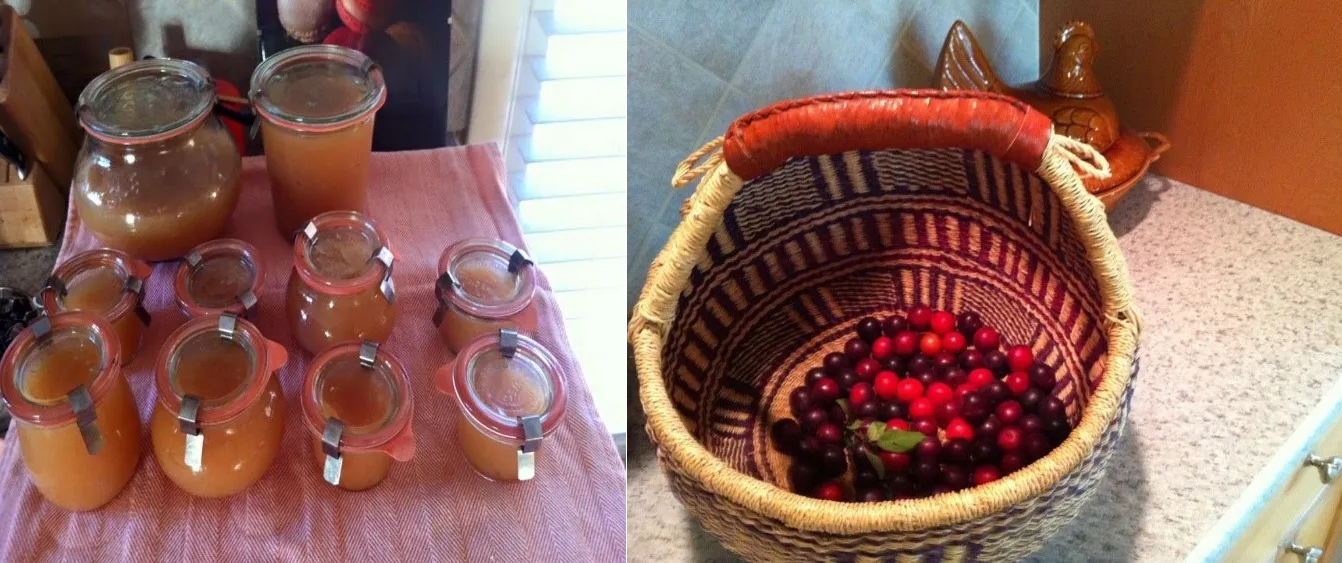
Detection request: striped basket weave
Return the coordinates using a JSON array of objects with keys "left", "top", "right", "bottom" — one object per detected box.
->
[{"left": 629, "top": 91, "right": 1142, "bottom": 561}]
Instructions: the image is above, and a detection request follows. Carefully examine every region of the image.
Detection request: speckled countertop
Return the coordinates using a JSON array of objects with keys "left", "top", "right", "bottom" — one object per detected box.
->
[
  {"left": 626, "top": 176, "right": 1342, "bottom": 562},
  {"left": 0, "top": 242, "right": 59, "bottom": 297}
]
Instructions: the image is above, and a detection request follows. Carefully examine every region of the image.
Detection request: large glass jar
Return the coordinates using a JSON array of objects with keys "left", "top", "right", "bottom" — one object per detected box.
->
[
  {"left": 39, "top": 248, "right": 153, "bottom": 365},
  {"left": 150, "top": 313, "right": 288, "bottom": 498},
  {"left": 434, "top": 239, "right": 537, "bottom": 354},
  {"left": 302, "top": 341, "right": 415, "bottom": 491},
  {"left": 173, "top": 238, "right": 264, "bottom": 318},
  {"left": 287, "top": 211, "right": 397, "bottom": 355},
  {"left": 249, "top": 45, "right": 387, "bottom": 236},
  {"left": 72, "top": 59, "right": 242, "bottom": 261},
  {"left": 0, "top": 312, "right": 141, "bottom": 511},
  {"left": 434, "top": 329, "right": 567, "bottom": 482}
]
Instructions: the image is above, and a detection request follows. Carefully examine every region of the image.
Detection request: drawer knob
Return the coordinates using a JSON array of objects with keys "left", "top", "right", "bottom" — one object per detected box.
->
[
  {"left": 1305, "top": 454, "right": 1342, "bottom": 483},
  {"left": 1286, "top": 543, "right": 1322, "bottom": 563}
]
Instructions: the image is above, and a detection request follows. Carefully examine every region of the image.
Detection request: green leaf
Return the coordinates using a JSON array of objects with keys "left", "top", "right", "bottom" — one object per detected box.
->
[
  {"left": 864, "top": 448, "right": 886, "bottom": 479},
  {"left": 847, "top": 420, "right": 864, "bottom": 431},
  {"left": 866, "top": 421, "right": 887, "bottom": 443},
  {"left": 836, "top": 398, "right": 850, "bottom": 418},
  {"left": 874, "top": 429, "right": 925, "bottom": 453}
]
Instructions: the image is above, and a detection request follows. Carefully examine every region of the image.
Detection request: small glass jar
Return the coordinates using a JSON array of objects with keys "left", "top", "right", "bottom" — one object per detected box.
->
[
  {"left": 39, "top": 249, "right": 153, "bottom": 365},
  {"left": 173, "top": 239, "right": 264, "bottom": 318},
  {"left": 302, "top": 341, "right": 415, "bottom": 491},
  {"left": 249, "top": 45, "right": 387, "bottom": 235},
  {"left": 72, "top": 59, "right": 242, "bottom": 261},
  {"left": 0, "top": 312, "right": 141, "bottom": 511},
  {"left": 434, "top": 329, "right": 567, "bottom": 482},
  {"left": 150, "top": 313, "right": 288, "bottom": 498},
  {"left": 287, "top": 211, "right": 398, "bottom": 355},
  {"left": 434, "top": 239, "right": 537, "bottom": 354}
]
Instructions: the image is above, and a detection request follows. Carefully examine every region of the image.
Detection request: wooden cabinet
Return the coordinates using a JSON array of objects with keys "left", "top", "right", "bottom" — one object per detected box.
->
[{"left": 1190, "top": 380, "right": 1342, "bottom": 561}]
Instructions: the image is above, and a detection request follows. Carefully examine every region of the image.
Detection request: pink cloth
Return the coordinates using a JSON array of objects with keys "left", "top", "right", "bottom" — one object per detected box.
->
[{"left": 0, "top": 145, "right": 627, "bottom": 561}]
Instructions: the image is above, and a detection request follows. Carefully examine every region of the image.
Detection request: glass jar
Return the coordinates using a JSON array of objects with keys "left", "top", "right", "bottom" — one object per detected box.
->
[
  {"left": 149, "top": 313, "right": 288, "bottom": 498},
  {"left": 0, "top": 312, "right": 141, "bottom": 511},
  {"left": 71, "top": 59, "right": 242, "bottom": 261},
  {"left": 434, "top": 239, "right": 537, "bottom": 354},
  {"left": 302, "top": 341, "right": 414, "bottom": 491},
  {"left": 249, "top": 45, "right": 387, "bottom": 235},
  {"left": 434, "top": 329, "right": 567, "bottom": 482},
  {"left": 173, "top": 239, "right": 264, "bottom": 318},
  {"left": 39, "top": 249, "right": 153, "bottom": 365},
  {"left": 286, "top": 211, "right": 397, "bottom": 355}
]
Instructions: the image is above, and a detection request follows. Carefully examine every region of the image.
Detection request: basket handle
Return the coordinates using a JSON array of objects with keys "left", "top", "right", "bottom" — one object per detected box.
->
[{"left": 722, "top": 90, "right": 1056, "bottom": 181}]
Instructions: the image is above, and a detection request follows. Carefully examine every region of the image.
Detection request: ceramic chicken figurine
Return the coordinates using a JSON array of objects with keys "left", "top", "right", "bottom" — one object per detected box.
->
[
  {"left": 935, "top": 19, "right": 1170, "bottom": 210},
  {"left": 936, "top": 20, "right": 1120, "bottom": 152}
]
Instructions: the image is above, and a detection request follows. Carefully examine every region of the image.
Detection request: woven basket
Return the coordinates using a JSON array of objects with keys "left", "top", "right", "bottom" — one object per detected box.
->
[{"left": 629, "top": 90, "right": 1142, "bottom": 561}]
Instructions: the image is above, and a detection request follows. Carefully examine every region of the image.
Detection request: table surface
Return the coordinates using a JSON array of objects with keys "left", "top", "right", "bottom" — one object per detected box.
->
[
  {"left": 626, "top": 175, "right": 1342, "bottom": 562},
  {"left": 0, "top": 146, "right": 627, "bottom": 561}
]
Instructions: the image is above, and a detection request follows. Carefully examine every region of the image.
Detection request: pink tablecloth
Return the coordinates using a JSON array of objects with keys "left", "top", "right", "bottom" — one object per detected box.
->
[{"left": 0, "top": 145, "right": 626, "bottom": 561}]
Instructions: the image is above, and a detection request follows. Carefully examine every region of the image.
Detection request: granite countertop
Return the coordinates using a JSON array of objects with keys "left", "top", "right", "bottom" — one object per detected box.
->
[
  {"left": 627, "top": 176, "right": 1342, "bottom": 562},
  {"left": 0, "top": 243, "right": 59, "bottom": 297}
]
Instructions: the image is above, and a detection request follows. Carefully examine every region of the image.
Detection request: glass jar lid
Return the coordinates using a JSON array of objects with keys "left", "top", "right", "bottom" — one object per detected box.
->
[
  {"left": 437, "top": 239, "right": 537, "bottom": 320},
  {"left": 249, "top": 45, "right": 387, "bottom": 132},
  {"left": 153, "top": 314, "right": 277, "bottom": 426},
  {"left": 0, "top": 312, "right": 120, "bottom": 428},
  {"left": 451, "top": 330, "right": 567, "bottom": 444},
  {"left": 76, "top": 58, "right": 216, "bottom": 144},
  {"left": 294, "top": 211, "right": 395, "bottom": 298},
  {"left": 41, "top": 249, "right": 152, "bottom": 326},
  {"left": 174, "top": 239, "right": 264, "bottom": 317},
  {"left": 302, "top": 341, "right": 413, "bottom": 454}
]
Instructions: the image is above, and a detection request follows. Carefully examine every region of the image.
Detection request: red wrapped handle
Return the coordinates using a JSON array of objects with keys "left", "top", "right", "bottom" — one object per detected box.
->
[{"left": 722, "top": 90, "right": 1055, "bottom": 181}]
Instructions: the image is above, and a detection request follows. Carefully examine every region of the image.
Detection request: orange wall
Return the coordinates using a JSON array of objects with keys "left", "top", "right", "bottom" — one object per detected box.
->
[{"left": 1041, "top": 0, "right": 1342, "bottom": 235}]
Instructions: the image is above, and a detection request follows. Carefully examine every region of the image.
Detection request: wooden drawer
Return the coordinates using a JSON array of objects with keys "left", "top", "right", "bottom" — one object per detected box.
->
[{"left": 1191, "top": 380, "right": 1342, "bottom": 561}]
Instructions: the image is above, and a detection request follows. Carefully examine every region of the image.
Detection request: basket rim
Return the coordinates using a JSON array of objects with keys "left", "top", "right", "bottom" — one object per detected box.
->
[{"left": 629, "top": 112, "right": 1141, "bottom": 534}]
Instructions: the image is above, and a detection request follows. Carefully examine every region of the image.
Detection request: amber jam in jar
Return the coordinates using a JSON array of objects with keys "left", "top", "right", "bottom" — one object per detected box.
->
[
  {"left": 286, "top": 211, "right": 397, "bottom": 355},
  {"left": 150, "top": 313, "right": 288, "bottom": 498},
  {"left": 173, "top": 239, "right": 264, "bottom": 318},
  {"left": 302, "top": 341, "right": 414, "bottom": 491},
  {"left": 249, "top": 45, "right": 387, "bottom": 235},
  {"left": 40, "top": 249, "right": 153, "bottom": 365},
  {"left": 434, "top": 239, "right": 537, "bottom": 354},
  {"left": 0, "top": 312, "right": 141, "bottom": 511},
  {"left": 435, "top": 330, "right": 567, "bottom": 482},
  {"left": 72, "top": 59, "right": 242, "bottom": 261}
]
